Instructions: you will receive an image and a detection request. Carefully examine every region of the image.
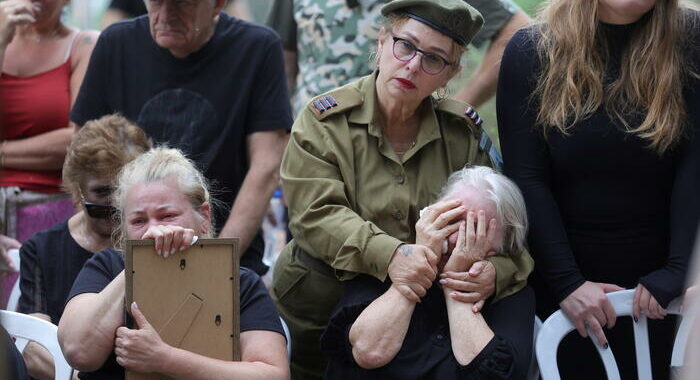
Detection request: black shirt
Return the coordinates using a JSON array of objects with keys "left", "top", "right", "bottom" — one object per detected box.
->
[
  {"left": 67, "top": 249, "right": 285, "bottom": 380},
  {"left": 1, "top": 326, "right": 28, "bottom": 380},
  {"left": 18, "top": 221, "right": 93, "bottom": 324},
  {"left": 497, "top": 20, "right": 700, "bottom": 313},
  {"left": 70, "top": 14, "right": 293, "bottom": 275},
  {"left": 107, "top": 0, "right": 147, "bottom": 17},
  {"left": 321, "top": 275, "right": 532, "bottom": 379}
]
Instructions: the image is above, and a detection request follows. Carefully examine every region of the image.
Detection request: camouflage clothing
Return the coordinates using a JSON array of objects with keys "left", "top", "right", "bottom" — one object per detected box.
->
[{"left": 267, "top": 0, "right": 520, "bottom": 114}]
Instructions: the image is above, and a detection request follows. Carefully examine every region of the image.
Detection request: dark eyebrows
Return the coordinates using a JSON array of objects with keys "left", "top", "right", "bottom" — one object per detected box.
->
[{"left": 396, "top": 31, "right": 450, "bottom": 58}]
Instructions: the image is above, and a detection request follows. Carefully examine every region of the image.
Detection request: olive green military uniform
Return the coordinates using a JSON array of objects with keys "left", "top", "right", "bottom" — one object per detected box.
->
[{"left": 272, "top": 74, "right": 534, "bottom": 379}]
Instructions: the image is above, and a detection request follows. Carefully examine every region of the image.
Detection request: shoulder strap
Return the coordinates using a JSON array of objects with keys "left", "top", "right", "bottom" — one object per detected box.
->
[
  {"left": 63, "top": 30, "right": 81, "bottom": 63},
  {"left": 308, "top": 85, "right": 364, "bottom": 121},
  {"left": 435, "top": 98, "right": 483, "bottom": 134}
]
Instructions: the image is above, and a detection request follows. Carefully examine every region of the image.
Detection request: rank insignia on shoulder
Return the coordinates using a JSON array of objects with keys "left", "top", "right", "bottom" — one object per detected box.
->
[
  {"left": 311, "top": 95, "right": 339, "bottom": 115},
  {"left": 465, "top": 106, "right": 483, "bottom": 128}
]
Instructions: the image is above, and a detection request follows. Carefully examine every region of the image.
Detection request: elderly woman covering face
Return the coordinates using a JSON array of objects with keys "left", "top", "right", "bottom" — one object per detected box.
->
[
  {"left": 322, "top": 166, "right": 535, "bottom": 379},
  {"left": 271, "top": 0, "right": 533, "bottom": 378},
  {"left": 57, "top": 148, "right": 289, "bottom": 380}
]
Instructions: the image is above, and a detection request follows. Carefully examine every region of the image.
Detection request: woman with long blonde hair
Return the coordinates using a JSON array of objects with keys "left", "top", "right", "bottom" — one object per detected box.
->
[{"left": 497, "top": 0, "right": 699, "bottom": 378}]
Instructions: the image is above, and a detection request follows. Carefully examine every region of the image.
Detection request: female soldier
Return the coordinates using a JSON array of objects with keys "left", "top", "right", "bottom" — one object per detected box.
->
[{"left": 271, "top": 0, "right": 533, "bottom": 378}]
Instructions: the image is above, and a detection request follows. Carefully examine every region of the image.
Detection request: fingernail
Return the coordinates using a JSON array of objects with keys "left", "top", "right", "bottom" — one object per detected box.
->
[
  {"left": 132, "top": 302, "right": 138, "bottom": 309},
  {"left": 603, "top": 343, "right": 609, "bottom": 349},
  {"left": 633, "top": 316, "right": 638, "bottom": 323},
  {"left": 439, "top": 279, "right": 447, "bottom": 284}
]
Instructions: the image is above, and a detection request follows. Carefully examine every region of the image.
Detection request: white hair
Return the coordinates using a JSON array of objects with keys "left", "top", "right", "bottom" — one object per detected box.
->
[{"left": 437, "top": 166, "right": 528, "bottom": 255}]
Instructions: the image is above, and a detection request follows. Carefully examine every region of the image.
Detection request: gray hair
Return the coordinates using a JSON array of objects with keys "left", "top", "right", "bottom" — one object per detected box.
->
[
  {"left": 112, "top": 147, "right": 214, "bottom": 251},
  {"left": 437, "top": 166, "right": 528, "bottom": 255}
]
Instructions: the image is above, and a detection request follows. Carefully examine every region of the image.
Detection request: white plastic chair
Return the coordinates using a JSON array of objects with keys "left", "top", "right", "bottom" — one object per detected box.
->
[
  {"left": 536, "top": 289, "right": 694, "bottom": 380},
  {"left": 528, "top": 316, "right": 543, "bottom": 380},
  {"left": 280, "top": 316, "right": 292, "bottom": 359},
  {"left": 0, "top": 310, "right": 73, "bottom": 380},
  {"left": 6, "top": 248, "right": 21, "bottom": 311}
]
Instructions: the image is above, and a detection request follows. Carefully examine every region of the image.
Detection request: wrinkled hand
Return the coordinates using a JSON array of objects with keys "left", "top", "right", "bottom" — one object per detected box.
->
[
  {"left": 0, "top": 234, "right": 21, "bottom": 273},
  {"left": 559, "top": 281, "right": 624, "bottom": 347},
  {"left": 415, "top": 199, "right": 464, "bottom": 256},
  {"left": 141, "top": 225, "right": 196, "bottom": 258},
  {"left": 115, "top": 302, "right": 169, "bottom": 373},
  {"left": 388, "top": 244, "right": 438, "bottom": 302},
  {"left": 0, "top": 0, "right": 37, "bottom": 47},
  {"left": 633, "top": 283, "right": 667, "bottom": 320},
  {"left": 443, "top": 210, "right": 497, "bottom": 273},
  {"left": 440, "top": 260, "right": 495, "bottom": 312}
]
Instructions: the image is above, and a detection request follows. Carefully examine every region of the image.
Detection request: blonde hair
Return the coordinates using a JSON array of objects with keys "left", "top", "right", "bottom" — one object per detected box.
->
[
  {"left": 533, "top": 0, "right": 698, "bottom": 154},
  {"left": 437, "top": 166, "right": 528, "bottom": 255},
  {"left": 112, "top": 147, "right": 213, "bottom": 250},
  {"left": 63, "top": 114, "right": 152, "bottom": 203}
]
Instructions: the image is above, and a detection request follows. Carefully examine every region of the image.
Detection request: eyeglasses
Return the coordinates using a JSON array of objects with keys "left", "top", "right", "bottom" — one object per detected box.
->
[
  {"left": 391, "top": 36, "right": 455, "bottom": 75},
  {"left": 84, "top": 202, "right": 118, "bottom": 220}
]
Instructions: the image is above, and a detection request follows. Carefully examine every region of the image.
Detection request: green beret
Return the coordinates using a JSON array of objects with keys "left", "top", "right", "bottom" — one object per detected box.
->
[{"left": 381, "top": 0, "right": 484, "bottom": 46}]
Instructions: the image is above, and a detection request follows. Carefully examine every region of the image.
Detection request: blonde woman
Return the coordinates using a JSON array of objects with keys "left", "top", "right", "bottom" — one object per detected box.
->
[
  {"left": 58, "top": 148, "right": 289, "bottom": 380},
  {"left": 497, "top": 0, "right": 699, "bottom": 379}
]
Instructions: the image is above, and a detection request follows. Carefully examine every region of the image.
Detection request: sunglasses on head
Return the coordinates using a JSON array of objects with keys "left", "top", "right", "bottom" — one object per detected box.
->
[{"left": 84, "top": 202, "right": 118, "bottom": 219}]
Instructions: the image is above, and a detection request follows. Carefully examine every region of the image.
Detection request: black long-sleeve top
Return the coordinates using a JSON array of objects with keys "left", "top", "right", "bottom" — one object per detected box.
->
[{"left": 497, "top": 17, "right": 700, "bottom": 312}]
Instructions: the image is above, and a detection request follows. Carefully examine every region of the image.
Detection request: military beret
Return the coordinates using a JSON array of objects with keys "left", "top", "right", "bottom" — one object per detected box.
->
[{"left": 381, "top": 0, "right": 484, "bottom": 47}]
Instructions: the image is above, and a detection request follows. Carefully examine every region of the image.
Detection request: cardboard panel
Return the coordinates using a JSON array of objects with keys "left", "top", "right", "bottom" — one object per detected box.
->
[{"left": 125, "top": 238, "right": 240, "bottom": 380}]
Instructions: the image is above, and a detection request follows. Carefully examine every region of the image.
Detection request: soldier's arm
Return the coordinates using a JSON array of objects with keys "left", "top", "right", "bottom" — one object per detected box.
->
[
  {"left": 282, "top": 108, "right": 403, "bottom": 282},
  {"left": 453, "top": 10, "right": 531, "bottom": 107}
]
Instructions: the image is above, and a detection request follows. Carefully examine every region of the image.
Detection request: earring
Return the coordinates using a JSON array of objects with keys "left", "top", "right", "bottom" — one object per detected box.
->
[{"left": 436, "top": 87, "right": 447, "bottom": 100}]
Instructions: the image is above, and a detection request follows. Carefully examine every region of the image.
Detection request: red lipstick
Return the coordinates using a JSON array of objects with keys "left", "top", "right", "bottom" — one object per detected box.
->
[{"left": 395, "top": 78, "right": 416, "bottom": 89}]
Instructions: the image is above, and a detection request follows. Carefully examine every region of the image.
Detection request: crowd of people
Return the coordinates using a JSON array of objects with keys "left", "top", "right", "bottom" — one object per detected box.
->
[{"left": 1, "top": 0, "right": 698, "bottom": 379}]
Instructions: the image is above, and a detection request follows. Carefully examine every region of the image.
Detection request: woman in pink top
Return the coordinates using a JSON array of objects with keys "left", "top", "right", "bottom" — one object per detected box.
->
[{"left": 0, "top": 0, "right": 98, "bottom": 245}]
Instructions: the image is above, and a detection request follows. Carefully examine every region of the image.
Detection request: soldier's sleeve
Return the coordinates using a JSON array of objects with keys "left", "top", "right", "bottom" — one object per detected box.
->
[
  {"left": 462, "top": 105, "right": 534, "bottom": 301},
  {"left": 281, "top": 97, "right": 402, "bottom": 282}
]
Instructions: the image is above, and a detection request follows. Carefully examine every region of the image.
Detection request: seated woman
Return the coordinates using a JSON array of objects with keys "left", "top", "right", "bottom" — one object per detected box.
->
[
  {"left": 57, "top": 148, "right": 289, "bottom": 380},
  {"left": 322, "top": 166, "right": 535, "bottom": 379},
  {"left": 17, "top": 114, "right": 151, "bottom": 380}
]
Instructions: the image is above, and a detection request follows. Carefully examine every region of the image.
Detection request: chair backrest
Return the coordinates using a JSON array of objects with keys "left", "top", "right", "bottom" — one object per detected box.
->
[
  {"left": 536, "top": 289, "right": 693, "bottom": 380},
  {"left": 6, "top": 248, "right": 21, "bottom": 311},
  {"left": 0, "top": 310, "right": 73, "bottom": 380},
  {"left": 280, "top": 316, "right": 292, "bottom": 359},
  {"left": 528, "top": 316, "right": 543, "bottom": 380}
]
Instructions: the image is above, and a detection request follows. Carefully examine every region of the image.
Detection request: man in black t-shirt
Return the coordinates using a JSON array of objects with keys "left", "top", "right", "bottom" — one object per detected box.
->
[{"left": 76, "top": 0, "right": 292, "bottom": 275}]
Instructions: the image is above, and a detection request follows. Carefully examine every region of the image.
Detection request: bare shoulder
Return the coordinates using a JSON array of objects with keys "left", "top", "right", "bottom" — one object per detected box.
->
[{"left": 73, "top": 30, "right": 101, "bottom": 63}]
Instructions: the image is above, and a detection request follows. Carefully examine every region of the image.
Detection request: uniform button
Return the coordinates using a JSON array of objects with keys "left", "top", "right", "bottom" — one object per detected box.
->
[
  {"left": 436, "top": 334, "right": 444, "bottom": 340},
  {"left": 393, "top": 211, "right": 404, "bottom": 220},
  {"left": 395, "top": 175, "right": 405, "bottom": 184}
]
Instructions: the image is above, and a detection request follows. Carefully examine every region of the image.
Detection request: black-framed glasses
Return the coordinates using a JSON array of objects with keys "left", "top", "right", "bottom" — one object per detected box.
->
[
  {"left": 84, "top": 202, "right": 118, "bottom": 220},
  {"left": 391, "top": 36, "right": 455, "bottom": 75}
]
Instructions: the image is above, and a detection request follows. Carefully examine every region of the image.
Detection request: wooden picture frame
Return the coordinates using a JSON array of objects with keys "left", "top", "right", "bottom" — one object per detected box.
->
[{"left": 125, "top": 238, "right": 240, "bottom": 380}]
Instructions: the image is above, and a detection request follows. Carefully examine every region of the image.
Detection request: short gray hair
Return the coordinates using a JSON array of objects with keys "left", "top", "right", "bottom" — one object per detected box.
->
[{"left": 437, "top": 166, "right": 528, "bottom": 255}]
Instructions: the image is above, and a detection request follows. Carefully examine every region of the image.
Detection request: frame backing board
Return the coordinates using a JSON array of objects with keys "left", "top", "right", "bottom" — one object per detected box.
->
[{"left": 125, "top": 238, "right": 240, "bottom": 380}]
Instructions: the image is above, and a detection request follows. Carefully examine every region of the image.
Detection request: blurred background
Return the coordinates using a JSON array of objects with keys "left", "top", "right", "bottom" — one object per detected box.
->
[{"left": 63, "top": 0, "right": 698, "bottom": 146}]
